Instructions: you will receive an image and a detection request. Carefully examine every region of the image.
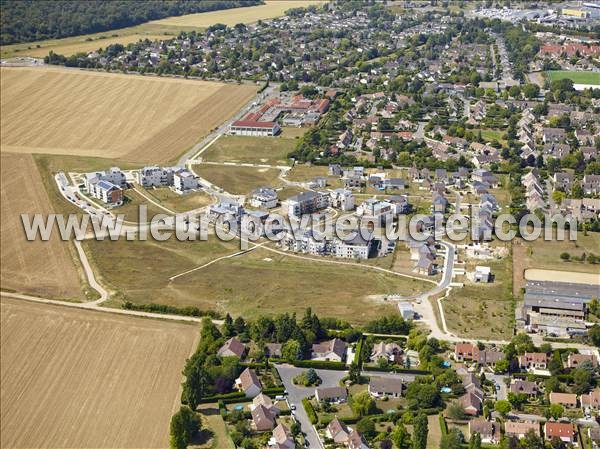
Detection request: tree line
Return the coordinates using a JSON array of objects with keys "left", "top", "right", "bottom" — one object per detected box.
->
[{"left": 1, "top": 0, "right": 261, "bottom": 45}]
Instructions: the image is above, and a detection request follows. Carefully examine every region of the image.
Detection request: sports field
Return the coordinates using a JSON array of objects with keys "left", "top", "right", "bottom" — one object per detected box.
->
[
  {"left": 546, "top": 71, "right": 600, "bottom": 85},
  {"left": 153, "top": 1, "right": 326, "bottom": 27},
  {"left": 0, "top": 67, "right": 256, "bottom": 164},
  {"left": 0, "top": 297, "right": 199, "bottom": 449},
  {"left": 0, "top": 152, "right": 83, "bottom": 300}
]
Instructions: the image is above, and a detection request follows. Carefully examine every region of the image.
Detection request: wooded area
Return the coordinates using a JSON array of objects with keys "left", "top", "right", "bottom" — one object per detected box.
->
[{"left": 0, "top": 0, "right": 261, "bottom": 45}]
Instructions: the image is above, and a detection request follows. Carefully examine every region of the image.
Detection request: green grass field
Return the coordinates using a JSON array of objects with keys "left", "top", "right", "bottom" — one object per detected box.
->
[
  {"left": 546, "top": 71, "right": 600, "bottom": 85},
  {"left": 444, "top": 255, "right": 515, "bottom": 340},
  {"left": 202, "top": 135, "right": 295, "bottom": 166},
  {"left": 84, "top": 239, "right": 431, "bottom": 325},
  {"left": 141, "top": 187, "right": 213, "bottom": 213},
  {"left": 194, "top": 165, "right": 282, "bottom": 195}
]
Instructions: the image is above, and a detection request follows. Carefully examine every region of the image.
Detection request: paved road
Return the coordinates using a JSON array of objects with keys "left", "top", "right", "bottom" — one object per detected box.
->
[
  {"left": 490, "top": 373, "right": 508, "bottom": 401},
  {"left": 275, "top": 365, "right": 347, "bottom": 449}
]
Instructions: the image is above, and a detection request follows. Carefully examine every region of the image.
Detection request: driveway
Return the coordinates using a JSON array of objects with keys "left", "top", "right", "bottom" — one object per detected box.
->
[
  {"left": 275, "top": 364, "right": 347, "bottom": 449},
  {"left": 489, "top": 373, "right": 508, "bottom": 401}
]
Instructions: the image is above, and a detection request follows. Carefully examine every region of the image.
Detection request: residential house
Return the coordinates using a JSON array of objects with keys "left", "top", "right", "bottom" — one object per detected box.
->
[
  {"left": 509, "top": 380, "right": 539, "bottom": 399},
  {"left": 549, "top": 392, "right": 578, "bottom": 408},
  {"left": 567, "top": 353, "right": 598, "bottom": 369},
  {"left": 217, "top": 337, "right": 246, "bottom": 358},
  {"left": 504, "top": 421, "right": 540, "bottom": 439},
  {"left": 251, "top": 393, "right": 280, "bottom": 416},
  {"left": 329, "top": 164, "right": 343, "bottom": 177},
  {"left": 348, "top": 430, "right": 369, "bottom": 449},
  {"left": 235, "top": 368, "right": 262, "bottom": 398},
  {"left": 544, "top": 422, "right": 576, "bottom": 445},
  {"left": 311, "top": 338, "right": 347, "bottom": 362},
  {"left": 265, "top": 343, "right": 283, "bottom": 358},
  {"left": 454, "top": 343, "right": 503, "bottom": 367},
  {"left": 460, "top": 391, "right": 483, "bottom": 416},
  {"left": 518, "top": 353, "right": 548, "bottom": 370},
  {"left": 469, "top": 419, "right": 499, "bottom": 444},
  {"left": 542, "top": 128, "right": 566, "bottom": 144},
  {"left": 251, "top": 404, "right": 276, "bottom": 431},
  {"left": 326, "top": 417, "right": 351, "bottom": 443},
  {"left": 315, "top": 386, "right": 348, "bottom": 403},
  {"left": 370, "top": 342, "right": 403, "bottom": 364},
  {"left": 268, "top": 423, "right": 295, "bottom": 449},
  {"left": 583, "top": 175, "right": 600, "bottom": 195},
  {"left": 553, "top": 173, "right": 574, "bottom": 193},
  {"left": 368, "top": 377, "right": 405, "bottom": 398},
  {"left": 581, "top": 389, "right": 600, "bottom": 411}
]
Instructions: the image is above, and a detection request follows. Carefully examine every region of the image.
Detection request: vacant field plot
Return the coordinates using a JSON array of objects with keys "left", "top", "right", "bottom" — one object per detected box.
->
[
  {"left": 0, "top": 297, "right": 199, "bottom": 449},
  {"left": 194, "top": 165, "right": 282, "bottom": 195},
  {"left": 0, "top": 152, "right": 83, "bottom": 300},
  {"left": 546, "top": 71, "right": 600, "bottom": 85},
  {"left": 0, "top": 67, "right": 256, "bottom": 164},
  {"left": 202, "top": 135, "right": 295, "bottom": 165},
  {"left": 142, "top": 187, "right": 214, "bottom": 213},
  {"left": 444, "top": 256, "right": 515, "bottom": 340},
  {"left": 153, "top": 1, "right": 326, "bottom": 27},
  {"left": 85, "top": 238, "right": 431, "bottom": 324}
]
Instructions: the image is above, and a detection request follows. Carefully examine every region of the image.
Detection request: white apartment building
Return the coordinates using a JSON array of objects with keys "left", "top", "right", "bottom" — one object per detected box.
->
[
  {"left": 356, "top": 198, "right": 395, "bottom": 224},
  {"left": 250, "top": 187, "right": 278, "bottom": 209},
  {"left": 136, "top": 166, "right": 174, "bottom": 187},
  {"left": 173, "top": 170, "right": 198, "bottom": 193},
  {"left": 333, "top": 234, "right": 372, "bottom": 259},
  {"left": 329, "top": 189, "right": 355, "bottom": 211},
  {"left": 287, "top": 191, "right": 329, "bottom": 218},
  {"left": 84, "top": 167, "right": 127, "bottom": 192}
]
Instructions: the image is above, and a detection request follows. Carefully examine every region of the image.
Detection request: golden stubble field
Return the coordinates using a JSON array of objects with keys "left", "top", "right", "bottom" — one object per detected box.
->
[
  {"left": 152, "top": 0, "right": 326, "bottom": 27},
  {"left": 0, "top": 67, "right": 257, "bottom": 164},
  {"left": 0, "top": 152, "right": 83, "bottom": 299},
  {"left": 0, "top": 297, "right": 200, "bottom": 449}
]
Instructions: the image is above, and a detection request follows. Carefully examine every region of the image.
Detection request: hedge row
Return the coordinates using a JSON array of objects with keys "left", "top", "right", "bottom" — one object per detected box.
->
[
  {"left": 121, "top": 301, "right": 222, "bottom": 319},
  {"left": 199, "top": 391, "right": 246, "bottom": 403},
  {"left": 363, "top": 366, "right": 430, "bottom": 375},
  {"left": 302, "top": 398, "right": 318, "bottom": 425},
  {"left": 292, "top": 360, "right": 348, "bottom": 370},
  {"left": 439, "top": 415, "right": 448, "bottom": 436}
]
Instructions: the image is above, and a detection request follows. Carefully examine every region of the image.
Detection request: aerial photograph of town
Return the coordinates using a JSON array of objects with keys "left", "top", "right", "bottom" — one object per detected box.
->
[{"left": 0, "top": 1, "right": 599, "bottom": 448}]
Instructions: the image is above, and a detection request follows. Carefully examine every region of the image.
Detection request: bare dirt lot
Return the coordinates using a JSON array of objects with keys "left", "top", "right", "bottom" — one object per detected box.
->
[
  {"left": 0, "top": 152, "right": 83, "bottom": 300},
  {"left": 0, "top": 67, "right": 256, "bottom": 164},
  {"left": 0, "top": 297, "right": 199, "bottom": 449}
]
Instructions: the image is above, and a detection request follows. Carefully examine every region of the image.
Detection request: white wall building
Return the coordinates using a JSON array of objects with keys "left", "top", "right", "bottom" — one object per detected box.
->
[
  {"left": 329, "top": 189, "right": 355, "bottom": 211},
  {"left": 250, "top": 187, "right": 278, "bottom": 209}
]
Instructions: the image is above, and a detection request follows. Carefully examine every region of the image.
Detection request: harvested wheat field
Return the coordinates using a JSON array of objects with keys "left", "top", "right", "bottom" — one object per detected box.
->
[
  {"left": 0, "top": 67, "right": 256, "bottom": 163},
  {"left": 153, "top": 1, "right": 326, "bottom": 28},
  {"left": 0, "top": 297, "right": 199, "bottom": 449},
  {"left": 0, "top": 152, "right": 83, "bottom": 299}
]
